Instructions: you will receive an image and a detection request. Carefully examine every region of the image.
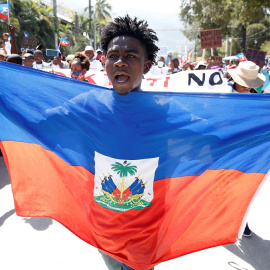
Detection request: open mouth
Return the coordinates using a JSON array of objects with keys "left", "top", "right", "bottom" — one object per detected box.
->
[{"left": 115, "top": 74, "right": 129, "bottom": 83}]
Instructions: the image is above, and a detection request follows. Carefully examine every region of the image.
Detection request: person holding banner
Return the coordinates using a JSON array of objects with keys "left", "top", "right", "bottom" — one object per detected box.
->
[{"left": 227, "top": 61, "right": 265, "bottom": 93}]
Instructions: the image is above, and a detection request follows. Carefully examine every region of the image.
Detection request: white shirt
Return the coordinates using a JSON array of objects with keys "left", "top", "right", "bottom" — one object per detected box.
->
[
  {"left": 148, "top": 65, "right": 169, "bottom": 76},
  {"left": 4, "top": 41, "right": 11, "bottom": 55},
  {"left": 89, "top": 59, "right": 103, "bottom": 71}
]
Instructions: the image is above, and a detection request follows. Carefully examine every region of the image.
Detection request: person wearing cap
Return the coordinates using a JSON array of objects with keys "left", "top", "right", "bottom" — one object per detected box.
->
[
  {"left": 66, "top": 54, "right": 75, "bottom": 65},
  {"left": 195, "top": 61, "right": 207, "bottom": 70},
  {"left": 227, "top": 61, "right": 265, "bottom": 93},
  {"left": 96, "top": 48, "right": 102, "bottom": 61},
  {"left": 84, "top": 45, "right": 103, "bottom": 71},
  {"left": 22, "top": 53, "right": 34, "bottom": 68}
]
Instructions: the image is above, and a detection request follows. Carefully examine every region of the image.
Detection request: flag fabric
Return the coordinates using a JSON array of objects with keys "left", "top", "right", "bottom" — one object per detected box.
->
[
  {"left": 235, "top": 52, "right": 247, "bottom": 62},
  {"left": 188, "top": 49, "right": 194, "bottom": 60},
  {"left": 0, "top": 2, "right": 10, "bottom": 19},
  {"left": 1, "top": 61, "right": 270, "bottom": 269},
  {"left": 23, "top": 31, "right": 29, "bottom": 37},
  {"left": 59, "top": 37, "right": 70, "bottom": 47}
]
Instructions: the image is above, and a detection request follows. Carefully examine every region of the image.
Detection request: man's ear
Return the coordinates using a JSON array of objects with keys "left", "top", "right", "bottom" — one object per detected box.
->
[{"left": 144, "top": 60, "right": 152, "bottom": 74}]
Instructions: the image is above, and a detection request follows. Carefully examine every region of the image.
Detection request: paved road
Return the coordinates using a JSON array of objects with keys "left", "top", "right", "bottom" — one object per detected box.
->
[{"left": 1, "top": 156, "right": 270, "bottom": 270}]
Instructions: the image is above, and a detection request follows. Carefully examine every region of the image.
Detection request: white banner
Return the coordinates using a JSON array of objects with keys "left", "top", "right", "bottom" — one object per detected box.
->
[{"left": 42, "top": 69, "right": 231, "bottom": 93}]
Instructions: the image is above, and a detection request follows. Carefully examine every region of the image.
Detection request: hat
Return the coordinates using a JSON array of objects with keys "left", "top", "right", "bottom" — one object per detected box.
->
[
  {"left": 228, "top": 61, "right": 265, "bottom": 88},
  {"left": 195, "top": 61, "right": 207, "bottom": 69},
  {"left": 66, "top": 54, "right": 75, "bottom": 61},
  {"left": 22, "top": 53, "right": 34, "bottom": 59},
  {"left": 84, "top": 46, "right": 95, "bottom": 52}
]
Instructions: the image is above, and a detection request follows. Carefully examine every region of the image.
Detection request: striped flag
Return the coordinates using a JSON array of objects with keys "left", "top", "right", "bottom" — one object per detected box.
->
[
  {"left": 1, "top": 61, "right": 270, "bottom": 270},
  {"left": 0, "top": 1, "right": 10, "bottom": 19},
  {"left": 59, "top": 37, "right": 70, "bottom": 47}
]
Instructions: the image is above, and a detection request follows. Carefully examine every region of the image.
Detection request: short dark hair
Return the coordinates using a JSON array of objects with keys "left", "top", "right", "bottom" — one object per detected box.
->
[
  {"left": 70, "top": 52, "right": 90, "bottom": 71},
  {"left": 7, "top": 54, "right": 22, "bottom": 65},
  {"left": 101, "top": 15, "right": 159, "bottom": 65}
]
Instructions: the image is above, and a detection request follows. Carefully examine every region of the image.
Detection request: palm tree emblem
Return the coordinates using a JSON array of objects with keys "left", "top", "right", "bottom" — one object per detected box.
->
[{"left": 111, "top": 161, "right": 137, "bottom": 204}]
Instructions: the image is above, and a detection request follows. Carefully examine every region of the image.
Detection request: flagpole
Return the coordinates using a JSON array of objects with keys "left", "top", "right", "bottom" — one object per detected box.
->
[{"left": 7, "top": 0, "right": 10, "bottom": 25}]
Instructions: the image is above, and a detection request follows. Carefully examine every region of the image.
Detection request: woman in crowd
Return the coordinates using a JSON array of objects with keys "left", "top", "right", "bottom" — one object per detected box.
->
[{"left": 69, "top": 52, "right": 90, "bottom": 82}]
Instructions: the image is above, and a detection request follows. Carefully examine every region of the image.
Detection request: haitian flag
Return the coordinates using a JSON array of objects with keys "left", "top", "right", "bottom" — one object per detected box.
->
[
  {"left": 0, "top": 1, "right": 10, "bottom": 19},
  {"left": 235, "top": 52, "right": 247, "bottom": 62},
  {"left": 1, "top": 61, "right": 270, "bottom": 269},
  {"left": 59, "top": 37, "right": 70, "bottom": 47}
]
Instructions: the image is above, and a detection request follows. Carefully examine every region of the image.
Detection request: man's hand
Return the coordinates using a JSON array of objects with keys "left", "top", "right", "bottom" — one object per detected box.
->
[{"left": 9, "top": 24, "right": 15, "bottom": 35}]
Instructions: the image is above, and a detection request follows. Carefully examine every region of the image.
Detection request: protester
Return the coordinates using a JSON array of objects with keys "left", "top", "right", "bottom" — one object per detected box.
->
[
  {"left": 6, "top": 54, "right": 22, "bottom": 65},
  {"left": 69, "top": 52, "right": 90, "bottom": 82},
  {"left": 227, "top": 60, "right": 266, "bottom": 237},
  {"left": 66, "top": 54, "right": 75, "bottom": 65},
  {"left": 2, "top": 32, "right": 11, "bottom": 54},
  {"left": 84, "top": 45, "right": 103, "bottom": 71},
  {"left": 22, "top": 53, "right": 34, "bottom": 68},
  {"left": 52, "top": 55, "right": 69, "bottom": 69},
  {"left": 227, "top": 61, "right": 265, "bottom": 93},
  {"left": 148, "top": 56, "right": 169, "bottom": 75},
  {"left": 256, "top": 65, "right": 269, "bottom": 93},
  {"left": 1, "top": 24, "right": 17, "bottom": 55},
  {"left": 96, "top": 48, "right": 102, "bottom": 61},
  {"left": 33, "top": 49, "right": 51, "bottom": 69},
  {"left": 99, "top": 14, "right": 159, "bottom": 268},
  {"left": 195, "top": 61, "right": 207, "bottom": 70},
  {"left": 167, "top": 57, "right": 181, "bottom": 74}
]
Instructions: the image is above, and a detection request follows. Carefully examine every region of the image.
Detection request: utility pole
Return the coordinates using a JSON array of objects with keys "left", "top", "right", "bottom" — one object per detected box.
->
[
  {"left": 89, "top": 0, "right": 92, "bottom": 46},
  {"left": 53, "top": 0, "right": 58, "bottom": 49}
]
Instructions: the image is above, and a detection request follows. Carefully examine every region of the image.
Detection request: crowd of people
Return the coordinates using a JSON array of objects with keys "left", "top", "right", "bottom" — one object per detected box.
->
[
  {"left": 0, "top": 23, "right": 269, "bottom": 94},
  {"left": 1, "top": 14, "right": 270, "bottom": 270}
]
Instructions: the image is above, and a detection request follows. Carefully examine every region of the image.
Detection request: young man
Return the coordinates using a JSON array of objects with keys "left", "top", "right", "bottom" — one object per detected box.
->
[
  {"left": 99, "top": 15, "right": 159, "bottom": 270},
  {"left": 101, "top": 15, "right": 158, "bottom": 96},
  {"left": 22, "top": 53, "right": 34, "bottom": 67}
]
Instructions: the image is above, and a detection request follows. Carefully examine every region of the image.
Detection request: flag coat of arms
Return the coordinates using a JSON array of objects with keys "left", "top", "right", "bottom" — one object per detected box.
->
[
  {"left": 1, "top": 61, "right": 270, "bottom": 269},
  {"left": 0, "top": 2, "right": 10, "bottom": 19}
]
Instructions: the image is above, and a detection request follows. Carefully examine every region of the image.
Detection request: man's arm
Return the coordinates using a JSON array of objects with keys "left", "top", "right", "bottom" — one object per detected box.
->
[{"left": 9, "top": 24, "right": 17, "bottom": 54}]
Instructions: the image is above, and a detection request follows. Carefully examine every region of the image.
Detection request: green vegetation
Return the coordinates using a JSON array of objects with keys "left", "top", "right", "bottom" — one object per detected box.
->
[
  {"left": 0, "top": 0, "right": 112, "bottom": 55},
  {"left": 179, "top": 0, "right": 270, "bottom": 56}
]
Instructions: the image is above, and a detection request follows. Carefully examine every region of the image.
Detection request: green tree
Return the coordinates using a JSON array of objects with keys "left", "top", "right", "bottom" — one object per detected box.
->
[
  {"left": 111, "top": 161, "right": 137, "bottom": 203},
  {"left": 179, "top": 0, "right": 270, "bottom": 54}
]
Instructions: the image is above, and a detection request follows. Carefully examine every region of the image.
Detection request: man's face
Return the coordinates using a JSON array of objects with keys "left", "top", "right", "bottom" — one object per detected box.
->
[
  {"left": 235, "top": 83, "right": 251, "bottom": 93},
  {"left": 85, "top": 50, "right": 94, "bottom": 60},
  {"left": 197, "top": 65, "right": 206, "bottom": 70},
  {"left": 23, "top": 56, "right": 34, "bottom": 67},
  {"left": 105, "top": 35, "right": 151, "bottom": 95},
  {"left": 33, "top": 52, "right": 43, "bottom": 64},
  {"left": 53, "top": 56, "right": 61, "bottom": 65}
]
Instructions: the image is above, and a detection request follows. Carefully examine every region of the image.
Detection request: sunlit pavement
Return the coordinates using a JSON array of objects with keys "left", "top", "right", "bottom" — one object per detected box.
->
[{"left": 1, "top": 156, "right": 270, "bottom": 270}]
